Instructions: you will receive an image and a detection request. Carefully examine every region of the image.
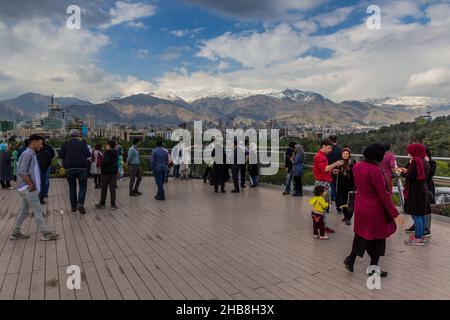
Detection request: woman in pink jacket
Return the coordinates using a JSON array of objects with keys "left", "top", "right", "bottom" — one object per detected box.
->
[{"left": 344, "top": 143, "right": 403, "bottom": 277}]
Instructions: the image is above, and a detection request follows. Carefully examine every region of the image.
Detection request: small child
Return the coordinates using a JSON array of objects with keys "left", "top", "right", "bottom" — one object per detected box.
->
[{"left": 309, "top": 186, "right": 329, "bottom": 240}]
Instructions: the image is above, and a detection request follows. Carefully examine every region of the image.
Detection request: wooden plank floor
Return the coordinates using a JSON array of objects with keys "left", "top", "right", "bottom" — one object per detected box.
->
[{"left": 1, "top": 177, "right": 450, "bottom": 300}]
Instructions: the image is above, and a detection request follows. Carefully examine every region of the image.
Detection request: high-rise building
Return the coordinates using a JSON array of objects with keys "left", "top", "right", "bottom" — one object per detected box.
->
[
  {"left": 86, "top": 114, "right": 95, "bottom": 129},
  {"left": 48, "top": 94, "right": 65, "bottom": 120}
]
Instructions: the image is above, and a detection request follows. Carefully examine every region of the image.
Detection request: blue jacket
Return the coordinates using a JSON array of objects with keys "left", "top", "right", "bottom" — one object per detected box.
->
[
  {"left": 150, "top": 147, "right": 168, "bottom": 171},
  {"left": 293, "top": 152, "right": 304, "bottom": 177},
  {"left": 127, "top": 145, "right": 140, "bottom": 165}
]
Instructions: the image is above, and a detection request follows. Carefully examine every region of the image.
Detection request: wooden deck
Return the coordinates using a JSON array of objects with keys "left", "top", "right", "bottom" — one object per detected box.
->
[{"left": 1, "top": 177, "right": 450, "bottom": 300}]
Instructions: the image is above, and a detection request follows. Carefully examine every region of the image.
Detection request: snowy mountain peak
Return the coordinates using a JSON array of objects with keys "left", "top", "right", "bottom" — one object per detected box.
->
[
  {"left": 147, "top": 90, "right": 185, "bottom": 102},
  {"left": 186, "top": 87, "right": 323, "bottom": 102},
  {"left": 366, "top": 96, "right": 450, "bottom": 110}
]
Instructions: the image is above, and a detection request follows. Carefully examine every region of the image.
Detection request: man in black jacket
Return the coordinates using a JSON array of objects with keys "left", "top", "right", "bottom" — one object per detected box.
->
[
  {"left": 96, "top": 140, "right": 118, "bottom": 210},
  {"left": 58, "top": 129, "right": 91, "bottom": 214},
  {"left": 326, "top": 135, "right": 343, "bottom": 211},
  {"left": 36, "top": 138, "right": 55, "bottom": 204},
  {"left": 282, "top": 141, "right": 296, "bottom": 195}
]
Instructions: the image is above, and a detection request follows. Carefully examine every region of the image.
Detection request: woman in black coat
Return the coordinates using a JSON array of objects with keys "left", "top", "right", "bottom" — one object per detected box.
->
[
  {"left": 335, "top": 148, "right": 355, "bottom": 225},
  {"left": 248, "top": 143, "right": 259, "bottom": 187},
  {"left": 210, "top": 145, "right": 229, "bottom": 193},
  {"left": 400, "top": 143, "right": 430, "bottom": 245},
  {"left": 0, "top": 143, "right": 13, "bottom": 189}
]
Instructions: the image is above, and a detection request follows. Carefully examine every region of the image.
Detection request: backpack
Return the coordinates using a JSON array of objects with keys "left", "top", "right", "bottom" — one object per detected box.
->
[{"left": 96, "top": 152, "right": 104, "bottom": 168}]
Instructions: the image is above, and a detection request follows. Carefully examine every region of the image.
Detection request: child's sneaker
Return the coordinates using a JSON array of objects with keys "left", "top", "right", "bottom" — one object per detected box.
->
[
  {"left": 319, "top": 235, "right": 329, "bottom": 240},
  {"left": 405, "top": 235, "right": 425, "bottom": 246},
  {"left": 313, "top": 234, "right": 319, "bottom": 239}
]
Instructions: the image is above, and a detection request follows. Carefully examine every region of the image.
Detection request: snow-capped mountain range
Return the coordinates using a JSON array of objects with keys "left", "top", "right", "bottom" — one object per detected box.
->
[{"left": 1, "top": 89, "right": 449, "bottom": 127}]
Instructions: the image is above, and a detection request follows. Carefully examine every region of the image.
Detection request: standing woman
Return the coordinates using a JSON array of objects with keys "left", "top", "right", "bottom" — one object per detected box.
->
[
  {"left": 400, "top": 143, "right": 430, "bottom": 246},
  {"left": 248, "top": 143, "right": 259, "bottom": 188},
  {"left": 344, "top": 143, "right": 403, "bottom": 277},
  {"left": 0, "top": 143, "right": 13, "bottom": 189},
  {"left": 91, "top": 144, "right": 103, "bottom": 189},
  {"left": 116, "top": 143, "right": 124, "bottom": 182},
  {"left": 424, "top": 147, "right": 436, "bottom": 237},
  {"left": 210, "top": 144, "right": 228, "bottom": 193},
  {"left": 12, "top": 145, "right": 18, "bottom": 181},
  {"left": 292, "top": 144, "right": 305, "bottom": 196},
  {"left": 335, "top": 148, "right": 356, "bottom": 225}
]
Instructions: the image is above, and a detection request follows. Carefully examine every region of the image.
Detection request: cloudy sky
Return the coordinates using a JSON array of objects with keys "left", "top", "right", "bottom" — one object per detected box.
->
[{"left": 0, "top": 0, "right": 449, "bottom": 102}]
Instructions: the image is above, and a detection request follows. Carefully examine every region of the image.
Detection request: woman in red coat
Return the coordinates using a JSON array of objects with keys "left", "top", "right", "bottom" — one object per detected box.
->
[{"left": 344, "top": 143, "right": 403, "bottom": 277}]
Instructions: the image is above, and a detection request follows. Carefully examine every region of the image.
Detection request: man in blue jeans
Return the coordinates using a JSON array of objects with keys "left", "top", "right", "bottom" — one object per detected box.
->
[
  {"left": 150, "top": 138, "right": 169, "bottom": 200},
  {"left": 37, "top": 139, "right": 55, "bottom": 204},
  {"left": 58, "top": 129, "right": 91, "bottom": 214},
  {"left": 11, "top": 134, "right": 58, "bottom": 241},
  {"left": 283, "top": 141, "right": 296, "bottom": 195}
]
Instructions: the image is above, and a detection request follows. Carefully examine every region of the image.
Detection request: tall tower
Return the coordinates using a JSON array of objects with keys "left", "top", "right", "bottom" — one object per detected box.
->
[{"left": 48, "top": 94, "right": 65, "bottom": 120}]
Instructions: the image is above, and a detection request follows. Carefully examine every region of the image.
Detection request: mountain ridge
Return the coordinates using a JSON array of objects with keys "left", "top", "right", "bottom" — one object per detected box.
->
[{"left": 1, "top": 90, "right": 449, "bottom": 127}]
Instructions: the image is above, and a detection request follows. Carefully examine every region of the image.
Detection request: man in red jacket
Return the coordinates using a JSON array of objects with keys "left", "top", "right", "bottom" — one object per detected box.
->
[{"left": 313, "top": 139, "right": 344, "bottom": 234}]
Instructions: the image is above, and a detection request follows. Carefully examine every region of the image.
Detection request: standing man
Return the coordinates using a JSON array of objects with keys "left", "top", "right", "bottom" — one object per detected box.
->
[
  {"left": 282, "top": 141, "right": 296, "bottom": 195},
  {"left": 326, "top": 135, "right": 343, "bottom": 210},
  {"left": 231, "top": 138, "right": 241, "bottom": 193},
  {"left": 58, "top": 129, "right": 91, "bottom": 214},
  {"left": 127, "top": 138, "right": 142, "bottom": 197},
  {"left": 11, "top": 134, "right": 58, "bottom": 241},
  {"left": 150, "top": 138, "right": 169, "bottom": 200},
  {"left": 96, "top": 140, "right": 119, "bottom": 210},
  {"left": 240, "top": 140, "right": 249, "bottom": 189},
  {"left": 313, "top": 139, "right": 344, "bottom": 234},
  {"left": 36, "top": 138, "right": 55, "bottom": 204}
]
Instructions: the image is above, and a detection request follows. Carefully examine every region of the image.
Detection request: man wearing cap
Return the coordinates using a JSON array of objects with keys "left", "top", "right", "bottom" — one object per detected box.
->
[{"left": 58, "top": 129, "right": 91, "bottom": 214}]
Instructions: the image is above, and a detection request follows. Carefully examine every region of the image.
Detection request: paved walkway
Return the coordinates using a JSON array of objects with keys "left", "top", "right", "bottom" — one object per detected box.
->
[{"left": 1, "top": 177, "right": 450, "bottom": 300}]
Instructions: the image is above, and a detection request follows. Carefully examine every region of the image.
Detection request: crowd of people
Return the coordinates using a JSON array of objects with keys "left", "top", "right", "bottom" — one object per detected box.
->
[{"left": 0, "top": 131, "right": 439, "bottom": 278}]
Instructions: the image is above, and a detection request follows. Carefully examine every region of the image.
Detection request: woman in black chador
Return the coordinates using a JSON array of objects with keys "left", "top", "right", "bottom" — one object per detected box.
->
[
  {"left": 335, "top": 148, "right": 355, "bottom": 225},
  {"left": 210, "top": 144, "right": 229, "bottom": 193}
]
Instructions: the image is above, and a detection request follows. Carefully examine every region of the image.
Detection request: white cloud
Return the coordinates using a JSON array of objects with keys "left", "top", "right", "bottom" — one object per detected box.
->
[
  {"left": 292, "top": 20, "right": 318, "bottom": 33},
  {"left": 0, "top": 18, "right": 154, "bottom": 102},
  {"left": 102, "top": 1, "right": 156, "bottom": 29},
  {"left": 406, "top": 68, "right": 450, "bottom": 89},
  {"left": 127, "top": 21, "right": 146, "bottom": 29},
  {"left": 196, "top": 24, "right": 311, "bottom": 68},
  {"left": 158, "top": 46, "right": 190, "bottom": 61},
  {"left": 169, "top": 27, "right": 204, "bottom": 37},
  {"left": 426, "top": 3, "right": 450, "bottom": 26},
  {"left": 315, "top": 7, "right": 354, "bottom": 27},
  {"left": 157, "top": 2, "right": 450, "bottom": 101},
  {"left": 136, "top": 48, "right": 149, "bottom": 59}
]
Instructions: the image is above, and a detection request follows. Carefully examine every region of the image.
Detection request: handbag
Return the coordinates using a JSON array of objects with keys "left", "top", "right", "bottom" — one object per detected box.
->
[{"left": 347, "top": 191, "right": 356, "bottom": 212}]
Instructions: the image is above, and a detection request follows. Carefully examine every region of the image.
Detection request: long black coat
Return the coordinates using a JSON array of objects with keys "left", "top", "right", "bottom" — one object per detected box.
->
[
  {"left": 427, "top": 159, "right": 437, "bottom": 204},
  {"left": 403, "top": 160, "right": 431, "bottom": 216},
  {"left": 0, "top": 151, "right": 13, "bottom": 181},
  {"left": 210, "top": 147, "right": 229, "bottom": 186},
  {"left": 335, "top": 160, "right": 355, "bottom": 208}
]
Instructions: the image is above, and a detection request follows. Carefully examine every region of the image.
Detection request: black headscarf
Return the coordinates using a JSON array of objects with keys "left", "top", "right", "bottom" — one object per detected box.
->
[{"left": 363, "top": 143, "right": 386, "bottom": 164}]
